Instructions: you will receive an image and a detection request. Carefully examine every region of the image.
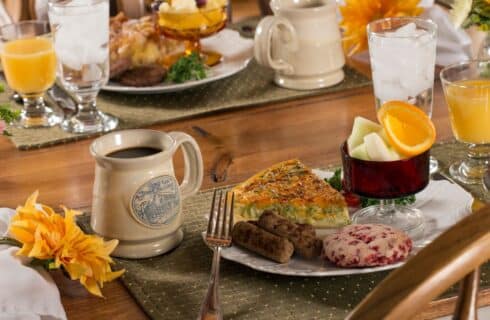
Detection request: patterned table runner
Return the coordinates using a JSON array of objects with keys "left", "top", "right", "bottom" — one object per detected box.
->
[
  {"left": 78, "top": 140, "right": 489, "bottom": 320},
  {"left": 3, "top": 17, "right": 370, "bottom": 150}
]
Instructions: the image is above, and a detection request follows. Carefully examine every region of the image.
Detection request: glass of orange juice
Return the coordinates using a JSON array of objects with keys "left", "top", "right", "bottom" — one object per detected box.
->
[
  {"left": 0, "top": 21, "right": 62, "bottom": 128},
  {"left": 441, "top": 60, "right": 490, "bottom": 185}
]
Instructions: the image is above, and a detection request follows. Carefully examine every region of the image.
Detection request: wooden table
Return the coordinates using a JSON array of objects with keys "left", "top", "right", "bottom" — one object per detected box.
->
[{"left": 0, "top": 2, "right": 488, "bottom": 319}]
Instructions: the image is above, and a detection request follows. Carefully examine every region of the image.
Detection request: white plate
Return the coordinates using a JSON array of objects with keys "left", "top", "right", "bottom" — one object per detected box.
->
[
  {"left": 102, "top": 29, "right": 254, "bottom": 94},
  {"left": 220, "top": 170, "right": 474, "bottom": 277}
]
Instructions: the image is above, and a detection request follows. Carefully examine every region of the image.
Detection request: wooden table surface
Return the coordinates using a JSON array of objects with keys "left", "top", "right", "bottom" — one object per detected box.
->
[{"left": 0, "top": 2, "right": 486, "bottom": 319}]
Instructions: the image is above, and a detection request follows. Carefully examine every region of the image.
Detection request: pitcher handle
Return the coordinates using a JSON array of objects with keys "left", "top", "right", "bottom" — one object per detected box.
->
[
  {"left": 254, "top": 16, "right": 298, "bottom": 74},
  {"left": 169, "top": 132, "right": 204, "bottom": 199}
]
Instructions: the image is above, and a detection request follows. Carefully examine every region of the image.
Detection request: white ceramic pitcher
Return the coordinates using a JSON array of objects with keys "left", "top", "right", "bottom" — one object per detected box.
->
[
  {"left": 254, "top": 0, "right": 345, "bottom": 90},
  {"left": 90, "top": 129, "right": 203, "bottom": 258}
]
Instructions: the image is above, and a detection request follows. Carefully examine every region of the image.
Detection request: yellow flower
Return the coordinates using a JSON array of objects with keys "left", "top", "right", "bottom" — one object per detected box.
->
[
  {"left": 340, "top": 0, "right": 424, "bottom": 56},
  {"left": 9, "top": 191, "right": 124, "bottom": 297}
]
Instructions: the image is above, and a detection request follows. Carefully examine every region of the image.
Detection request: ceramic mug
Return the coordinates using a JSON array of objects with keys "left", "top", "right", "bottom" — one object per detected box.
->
[
  {"left": 90, "top": 129, "right": 203, "bottom": 258},
  {"left": 254, "top": 0, "right": 345, "bottom": 90}
]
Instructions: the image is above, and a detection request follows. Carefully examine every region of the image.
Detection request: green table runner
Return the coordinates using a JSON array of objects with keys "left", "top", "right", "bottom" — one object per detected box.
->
[
  {"left": 78, "top": 140, "right": 489, "bottom": 320},
  {"left": 3, "top": 17, "right": 371, "bottom": 150},
  {"left": 4, "top": 61, "right": 370, "bottom": 150}
]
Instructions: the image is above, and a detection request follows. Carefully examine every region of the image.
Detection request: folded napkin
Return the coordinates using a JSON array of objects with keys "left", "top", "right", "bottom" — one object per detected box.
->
[
  {"left": 0, "top": 208, "right": 66, "bottom": 320},
  {"left": 421, "top": 5, "right": 473, "bottom": 66}
]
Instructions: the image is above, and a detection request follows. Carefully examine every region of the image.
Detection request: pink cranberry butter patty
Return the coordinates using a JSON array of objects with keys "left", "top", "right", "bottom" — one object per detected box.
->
[{"left": 321, "top": 224, "right": 412, "bottom": 267}]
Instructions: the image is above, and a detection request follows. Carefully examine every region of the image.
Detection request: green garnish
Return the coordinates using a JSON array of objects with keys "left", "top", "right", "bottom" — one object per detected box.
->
[
  {"left": 326, "top": 168, "right": 342, "bottom": 191},
  {"left": 0, "top": 104, "right": 20, "bottom": 136},
  {"left": 0, "top": 104, "right": 20, "bottom": 123},
  {"left": 325, "top": 168, "right": 416, "bottom": 208},
  {"left": 0, "top": 83, "right": 5, "bottom": 93},
  {"left": 168, "top": 52, "right": 207, "bottom": 84},
  {"left": 360, "top": 195, "right": 416, "bottom": 208}
]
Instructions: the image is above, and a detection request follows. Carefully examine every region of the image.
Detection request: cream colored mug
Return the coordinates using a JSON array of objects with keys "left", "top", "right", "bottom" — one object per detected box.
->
[
  {"left": 90, "top": 129, "right": 203, "bottom": 258},
  {"left": 254, "top": 0, "right": 345, "bottom": 90}
]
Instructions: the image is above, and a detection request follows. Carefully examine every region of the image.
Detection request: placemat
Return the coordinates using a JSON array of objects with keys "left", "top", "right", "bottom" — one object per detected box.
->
[
  {"left": 3, "top": 19, "right": 371, "bottom": 150},
  {"left": 432, "top": 140, "right": 490, "bottom": 203},
  {"left": 78, "top": 141, "right": 489, "bottom": 320}
]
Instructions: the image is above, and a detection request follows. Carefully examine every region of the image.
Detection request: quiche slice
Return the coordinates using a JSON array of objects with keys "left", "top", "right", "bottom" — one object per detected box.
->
[{"left": 232, "top": 159, "right": 350, "bottom": 228}]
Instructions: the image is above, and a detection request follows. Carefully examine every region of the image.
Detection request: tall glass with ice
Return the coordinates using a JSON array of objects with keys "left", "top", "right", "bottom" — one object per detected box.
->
[
  {"left": 368, "top": 17, "right": 437, "bottom": 116},
  {"left": 48, "top": 0, "right": 118, "bottom": 134}
]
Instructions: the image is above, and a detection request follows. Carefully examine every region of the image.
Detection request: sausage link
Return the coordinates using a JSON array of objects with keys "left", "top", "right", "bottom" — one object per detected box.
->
[{"left": 232, "top": 221, "right": 294, "bottom": 263}]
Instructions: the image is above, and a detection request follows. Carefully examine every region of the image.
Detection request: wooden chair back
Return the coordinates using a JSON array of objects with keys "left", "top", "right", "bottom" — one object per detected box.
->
[{"left": 347, "top": 205, "right": 490, "bottom": 320}]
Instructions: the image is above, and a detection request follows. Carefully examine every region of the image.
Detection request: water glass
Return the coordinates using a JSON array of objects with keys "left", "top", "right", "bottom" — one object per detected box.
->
[
  {"left": 440, "top": 60, "right": 490, "bottom": 185},
  {"left": 0, "top": 21, "right": 62, "bottom": 128},
  {"left": 368, "top": 17, "right": 437, "bottom": 115},
  {"left": 368, "top": 17, "right": 438, "bottom": 173},
  {"left": 48, "top": 0, "right": 118, "bottom": 134}
]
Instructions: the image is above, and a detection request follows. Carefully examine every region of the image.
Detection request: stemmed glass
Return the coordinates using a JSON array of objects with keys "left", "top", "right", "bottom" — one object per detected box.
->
[
  {"left": 0, "top": 21, "right": 63, "bottom": 128},
  {"left": 154, "top": 0, "right": 228, "bottom": 66},
  {"left": 440, "top": 60, "right": 490, "bottom": 185},
  {"left": 48, "top": 0, "right": 118, "bottom": 134},
  {"left": 341, "top": 143, "right": 430, "bottom": 238},
  {"left": 367, "top": 17, "right": 439, "bottom": 174}
]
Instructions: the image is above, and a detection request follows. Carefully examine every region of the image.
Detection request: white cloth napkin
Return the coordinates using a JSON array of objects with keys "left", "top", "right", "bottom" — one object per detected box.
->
[
  {"left": 422, "top": 5, "right": 472, "bottom": 66},
  {"left": 0, "top": 208, "right": 66, "bottom": 320}
]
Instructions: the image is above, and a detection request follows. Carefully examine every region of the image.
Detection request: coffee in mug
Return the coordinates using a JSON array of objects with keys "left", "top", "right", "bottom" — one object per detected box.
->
[{"left": 90, "top": 129, "right": 203, "bottom": 258}]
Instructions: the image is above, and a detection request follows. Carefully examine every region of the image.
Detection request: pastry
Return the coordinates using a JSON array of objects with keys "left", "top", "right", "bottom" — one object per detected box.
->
[{"left": 321, "top": 224, "right": 412, "bottom": 267}]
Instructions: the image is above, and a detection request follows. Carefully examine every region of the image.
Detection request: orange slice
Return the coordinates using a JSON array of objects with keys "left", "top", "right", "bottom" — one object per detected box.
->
[{"left": 377, "top": 101, "right": 436, "bottom": 156}]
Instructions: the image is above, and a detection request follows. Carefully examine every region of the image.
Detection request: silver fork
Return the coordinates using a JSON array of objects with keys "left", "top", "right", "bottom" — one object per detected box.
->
[{"left": 198, "top": 190, "right": 234, "bottom": 320}]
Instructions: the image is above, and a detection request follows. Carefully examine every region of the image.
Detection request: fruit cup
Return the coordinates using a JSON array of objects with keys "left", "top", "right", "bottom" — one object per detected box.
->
[{"left": 341, "top": 142, "right": 430, "bottom": 237}]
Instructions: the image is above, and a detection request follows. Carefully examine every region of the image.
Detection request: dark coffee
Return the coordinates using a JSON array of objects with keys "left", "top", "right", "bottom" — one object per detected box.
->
[{"left": 106, "top": 147, "right": 162, "bottom": 159}]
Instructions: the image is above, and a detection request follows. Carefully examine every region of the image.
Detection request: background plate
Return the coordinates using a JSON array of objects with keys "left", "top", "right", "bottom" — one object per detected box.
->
[{"left": 102, "top": 29, "right": 254, "bottom": 94}]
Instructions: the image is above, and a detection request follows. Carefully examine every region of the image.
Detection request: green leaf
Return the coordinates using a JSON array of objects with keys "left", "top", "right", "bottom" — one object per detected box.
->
[
  {"left": 360, "top": 195, "right": 416, "bottom": 208},
  {"left": 0, "top": 104, "right": 20, "bottom": 123},
  {"left": 31, "top": 258, "right": 56, "bottom": 270},
  {"left": 325, "top": 168, "right": 342, "bottom": 191},
  {"left": 168, "top": 52, "right": 207, "bottom": 84}
]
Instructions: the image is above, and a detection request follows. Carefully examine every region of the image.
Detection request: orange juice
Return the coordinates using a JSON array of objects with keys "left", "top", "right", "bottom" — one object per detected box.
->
[
  {"left": 1, "top": 37, "right": 56, "bottom": 96},
  {"left": 445, "top": 79, "right": 490, "bottom": 144}
]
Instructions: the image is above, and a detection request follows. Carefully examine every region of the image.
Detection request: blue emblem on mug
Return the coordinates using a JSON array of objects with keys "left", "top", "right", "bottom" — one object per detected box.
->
[{"left": 131, "top": 175, "right": 180, "bottom": 227}]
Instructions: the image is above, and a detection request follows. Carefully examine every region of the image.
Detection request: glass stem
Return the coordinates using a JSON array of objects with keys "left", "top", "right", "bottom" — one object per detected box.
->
[
  {"left": 22, "top": 96, "right": 47, "bottom": 118},
  {"left": 379, "top": 199, "right": 396, "bottom": 218},
  {"left": 184, "top": 40, "right": 201, "bottom": 56},
  {"left": 75, "top": 92, "right": 99, "bottom": 124},
  {"left": 462, "top": 143, "right": 490, "bottom": 178}
]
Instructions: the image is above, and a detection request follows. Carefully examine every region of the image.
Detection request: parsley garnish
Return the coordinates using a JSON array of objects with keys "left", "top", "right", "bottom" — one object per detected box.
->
[
  {"left": 326, "top": 168, "right": 342, "bottom": 191},
  {"left": 325, "top": 168, "right": 416, "bottom": 208},
  {"left": 168, "top": 52, "right": 207, "bottom": 84},
  {"left": 360, "top": 195, "right": 416, "bottom": 208},
  {"left": 0, "top": 104, "right": 20, "bottom": 136},
  {"left": 0, "top": 104, "right": 20, "bottom": 123}
]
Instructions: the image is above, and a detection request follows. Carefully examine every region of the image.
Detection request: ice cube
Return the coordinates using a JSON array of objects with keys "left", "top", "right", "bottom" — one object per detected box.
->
[
  {"left": 373, "top": 79, "right": 410, "bottom": 102},
  {"left": 399, "top": 69, "right": 431, "bottom": 98},
  {"left": 394, "top": 23, "right": 417, "bottom": 36}
]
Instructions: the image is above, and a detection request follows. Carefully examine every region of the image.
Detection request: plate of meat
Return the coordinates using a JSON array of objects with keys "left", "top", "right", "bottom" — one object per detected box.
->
[{"left": 104, "top": 13, "right": 253, "bottom": 94}]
